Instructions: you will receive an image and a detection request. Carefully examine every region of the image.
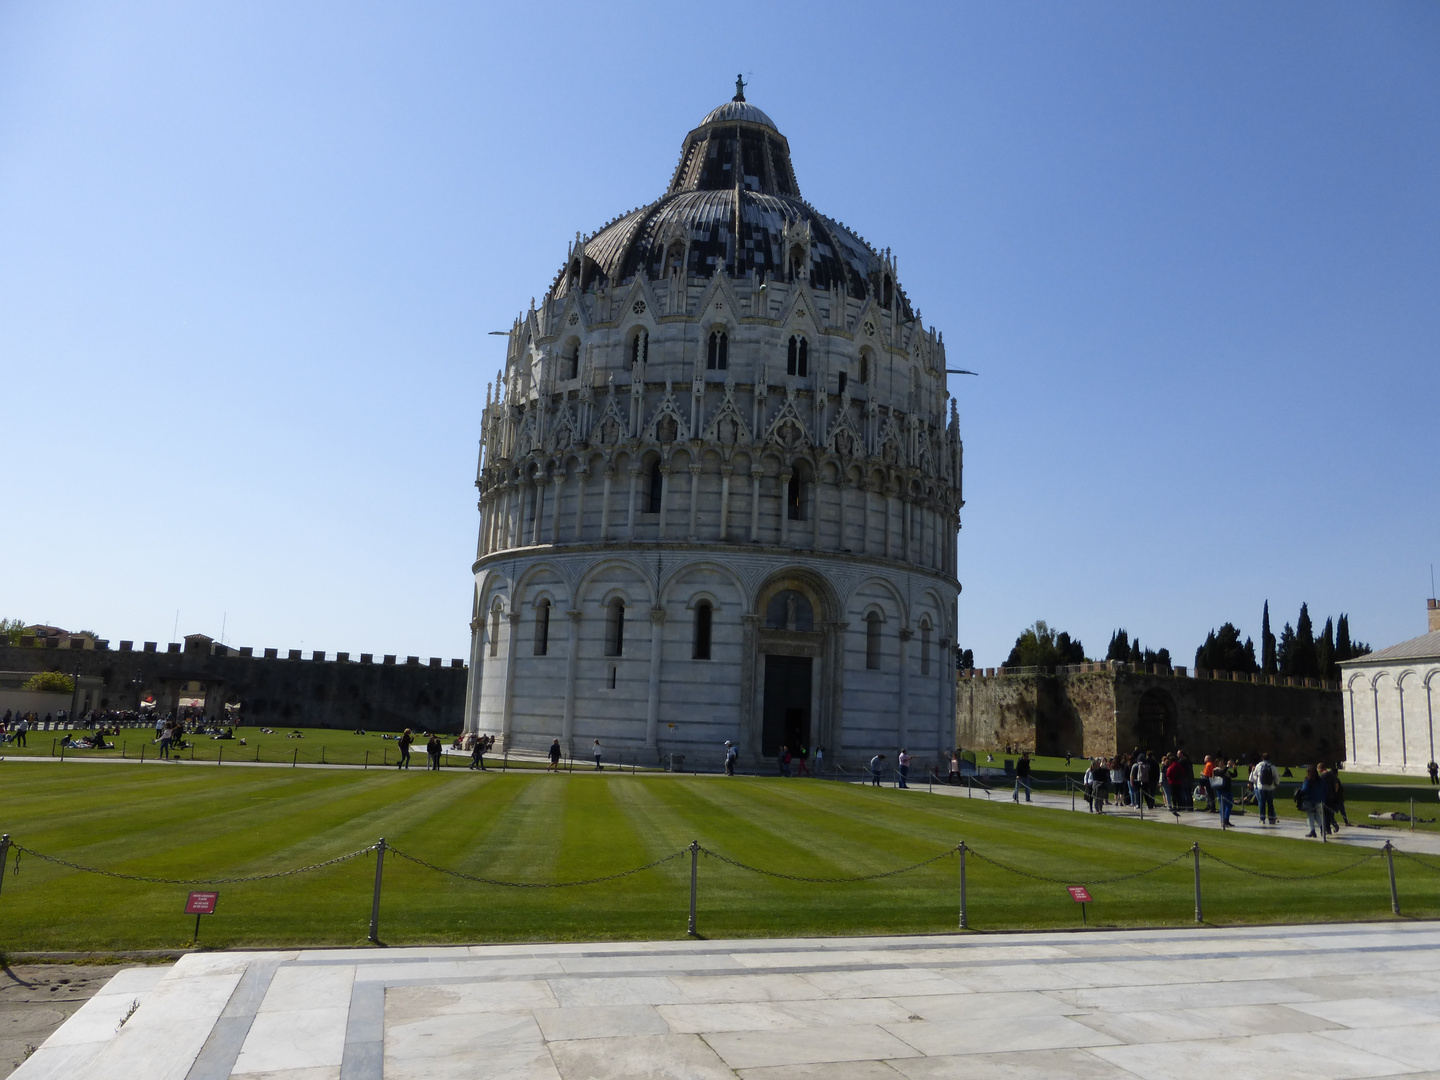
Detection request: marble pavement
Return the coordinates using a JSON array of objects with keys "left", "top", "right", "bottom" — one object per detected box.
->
[{"left": 14, "top": 922, "right": 1440, "bottom": 1080}]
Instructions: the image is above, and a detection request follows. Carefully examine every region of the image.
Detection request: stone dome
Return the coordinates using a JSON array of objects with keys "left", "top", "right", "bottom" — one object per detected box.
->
[{"left": 554, "top": 93, "right": 910, "bottom": 314}]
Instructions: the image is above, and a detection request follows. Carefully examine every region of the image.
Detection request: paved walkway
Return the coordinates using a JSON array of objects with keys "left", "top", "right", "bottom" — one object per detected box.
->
[
  {"left": 15, "top": 922, "right": 1440, "bottom": 1080},
  {"left": 890, "top": 776, "right": 1440, "bottom": 856}
]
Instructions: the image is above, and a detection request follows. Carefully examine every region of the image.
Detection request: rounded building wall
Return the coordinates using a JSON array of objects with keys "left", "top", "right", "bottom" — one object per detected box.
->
[{"left": 462, "top": 94, "right": 963, "bottom": 769}]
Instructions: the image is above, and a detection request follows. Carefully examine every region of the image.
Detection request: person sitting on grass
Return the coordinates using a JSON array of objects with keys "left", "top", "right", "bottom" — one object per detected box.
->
[{"left": 88, "top": 728, "right": 109, "bottom": 749}]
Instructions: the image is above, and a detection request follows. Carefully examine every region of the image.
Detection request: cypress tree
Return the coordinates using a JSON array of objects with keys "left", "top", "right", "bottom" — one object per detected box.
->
[
  {"left": 1294, "top": 603, "right": 1318, "bottom": 679},
  {"left": 1317, "top": 617, "right": 1336, "bottom": 681},
  {"left": 1261, "top": 601, "right": 1277, "bottom": 676},
  {"left": 1107, "top": 629, "right": 1130, "bottom": 663},
  {"left": 1277, "top": 622, "right": 1295, "bottom": 676},
  {"left": 1336, "top": 614, "right": 1352, "bottom": 661},
  {"left": 1128, "top": 637, "right": 1143, "bottom": 665}
]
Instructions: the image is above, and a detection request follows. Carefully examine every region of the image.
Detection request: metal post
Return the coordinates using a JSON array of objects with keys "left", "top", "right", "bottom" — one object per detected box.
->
[
  {"left": 688, "top": 840, "right": 699, "bottom": 936},
  {"left": 293, "top": 748, "right": 298, "bottom": 767},
  {"left": 0, "top": 834, "right": 10, "bottom": 900},
  {"left": 1071, "top": 779, "right": 1075, "bottom": 812},
  {"left": 369, "top": 838, "right": 386, "bottom": 942},
  {"left": 218, "top": 746, "right": 223, "bottom": 766},
  {"left": 1192, "top": 842, "right": 1203, "bottom": 924},
  {"left": 1385, "top": 841, "right": 1400, "bottom": 916},
  {"left": 322, "top": 746, "right": 326, "bottom": 765},
  {"left": 141, "top": 743, "right": 146, "bottom": 762},
  {"left": 1410, "top": 798, "right": 1415, "bottom": 831},
  {"left": 365, "top": 750, "right": 369, "bottom": 770},
  {"left": 958, "top": 842, "right": 968, "bottom": 929}
]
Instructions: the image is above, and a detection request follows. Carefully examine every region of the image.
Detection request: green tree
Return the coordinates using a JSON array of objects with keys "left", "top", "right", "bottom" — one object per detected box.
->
[
  {"left": 1261, "top": 601, "right": 1277, "bottom": 676},
  {"left": 1003, "top": 621, "right": 1087, "bottom": 669},
  {"left": 1, "top": 618, "right": 26, "bottom": 646},
  {"left": 954, "top": 647, "right": 974, "bottom": 671},
  {"left": 1317, "top": 617, "right": 1336, "bottom": 681},
  {"left": 1106, "top": 629, "right": 1131, "bottom": 662},
  {"left": 1292, "top": 603, "right": 1319, "bottom": 679},
  {"left": 1195, "top": 623, "right": 1258, "bottom": 673},
  {"left": 1277, "top": 622, "right": 1295, "bottom": 676},
  {"left": 21, "top": 671, "right": 74, "bottom": 693}
]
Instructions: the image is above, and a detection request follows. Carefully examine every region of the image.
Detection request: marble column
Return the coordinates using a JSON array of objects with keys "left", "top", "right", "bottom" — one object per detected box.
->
[
  {"left": 562, "top": 610, "right": 582, "bottom": 755},
  {"left": 688, "top": 465, "right": 701, "bottom": 541},
  {"left": 740, "top": 614, "right": 763, "bottom": 760},
  {"left": 658, "top": 466, "right": 671, "bottom": 540},
  {"left": 574, "top": 468, "right": 588, "bottom": 541},
  {"left": 626, "top": 466, "right": 640, "bottom": 539},
  {"left": 749, "top": 472, "right": 761, "bottom": 541},
  {"left": 600, "top": 467, "right": 614, "bottom": 540},
  {"left": 779, "top": 469, "right": 792, "bottom": 545},
  {"left": 462, "top": 617, "right": 484, "bottom": 736},
  {"left": 645, "top": 608, "right": 666, "bottom": 750},
  {"left": 898, "top": 627, "right": 912, "bottom": 749},
  {"left": 500, "top": 612, "right": 522, "bottom": 751},
  {"left": 550, "top": 473, "right": 563, "bottom": 543},
  {"left": 719, "top": 466, "right": 732, "bottom": 540}
]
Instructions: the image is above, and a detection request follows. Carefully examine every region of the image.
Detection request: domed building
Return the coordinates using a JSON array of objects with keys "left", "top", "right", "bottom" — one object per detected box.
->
[{"left": 462, "top": 83, "right": 964, "bottom": 770}]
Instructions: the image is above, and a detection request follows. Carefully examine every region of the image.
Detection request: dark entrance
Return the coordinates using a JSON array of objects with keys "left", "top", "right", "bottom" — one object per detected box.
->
[
  {"left": 762, "top": 655, "right": 812, "bottom": 757},
  {"left": 1136, "top": 688, "right": 1178, "bottom": 752}
]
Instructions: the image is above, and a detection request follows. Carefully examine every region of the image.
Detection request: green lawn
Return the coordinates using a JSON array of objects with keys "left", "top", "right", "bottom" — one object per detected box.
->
[
  {"left": 0, "top": 726, "right": 578, "bottom": 771},
  {"left": 1, "top": 763, "right": 1436, "bottom": 953}
]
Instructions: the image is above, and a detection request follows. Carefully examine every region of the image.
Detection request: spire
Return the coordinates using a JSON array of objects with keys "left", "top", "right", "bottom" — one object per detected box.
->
[{"left": 734, "top": 74, "right": 747, "bottom": 102}]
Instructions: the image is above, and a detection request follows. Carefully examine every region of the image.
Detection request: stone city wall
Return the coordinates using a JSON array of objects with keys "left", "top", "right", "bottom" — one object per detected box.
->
[
  {"left": 957, "top": 664, "right": 1345, "bottom": 765},
  {"left": 0, "top": 638, "right": 468, "bottom": 732}
]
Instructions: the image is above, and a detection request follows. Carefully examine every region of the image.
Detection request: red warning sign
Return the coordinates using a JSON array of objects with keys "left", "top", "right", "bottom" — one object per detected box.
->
[
  {"left": 1067, "top": 886, "right": 1093, "bottom": 903},
  {"left": 184, "top": 891, "right": 218, "bottom": 915}
]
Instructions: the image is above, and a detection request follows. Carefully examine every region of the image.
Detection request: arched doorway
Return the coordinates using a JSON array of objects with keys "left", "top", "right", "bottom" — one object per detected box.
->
[
  {"left": 1136, "top": 688, "right": 1178, "bottom": 752},
  {"left": 750, "top": 573, "right": 836, "bottom": 761}
]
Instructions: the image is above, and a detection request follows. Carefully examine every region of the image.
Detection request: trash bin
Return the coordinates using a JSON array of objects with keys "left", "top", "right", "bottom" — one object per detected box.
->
[{"left": 668, "top": 753, "right": 686, "bottom": 772}]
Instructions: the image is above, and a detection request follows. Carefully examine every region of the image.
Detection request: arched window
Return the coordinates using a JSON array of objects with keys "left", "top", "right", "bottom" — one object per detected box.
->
[
  {"left": 789, "top": 245, "right": 806, "bottom": 280},
  {"left": 605, "top": 599, "right": 625, "bottom": 657},
  {"left": 693, "top": 601, "right": 713, "bottom": 660},
  {"left": 561, "top": 338, "right": 580, "bottom": 380},
  {"left": 631, "top": 329, "right": 648, "bottom": 369},
  {"left": 786, "top": 335, "right": 808, "bottom": 378},
  {"left": 837, "top": 370, "right": 847, "bottom": 395},
  {"left": 534, "top": 599, "right": 551, "bottom": 656},
  {"left": 882, "top": 274, "right": 894, "bottom": 309},
  {"left": 489, "top": 604, "right": 502, "bottom": 658},
  {"left": 707, "top": 330, "right": 728, "bottom": 370},
  {"left": 920, "top": 618, "right": 932, "bottom": 675},
  {"left": 787, "top": 471, "right": 805, "bottom": 521},
  {"left": 865, "top": 612, "right": 882, "bottom": 670},
  {"left": 665, "top": 241, "right": 685, "bottom": 275},
  {"left": 859, "top": 349, "right": 871, "bottom": 386},
  {"left": 646, "top": 459, "right": 663, "bottom": 514}
]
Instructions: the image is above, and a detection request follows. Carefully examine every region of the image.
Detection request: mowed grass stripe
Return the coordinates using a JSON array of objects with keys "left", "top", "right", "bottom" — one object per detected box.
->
[{"left": 1, "top": 764, "right": 1436, "bottom": 949}]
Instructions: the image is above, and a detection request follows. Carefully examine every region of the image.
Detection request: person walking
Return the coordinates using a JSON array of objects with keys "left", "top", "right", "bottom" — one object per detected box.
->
[
  {"left": 897, "top": 748, "right": 910, "bottom": 789},
  {"left": 426, "top": 733, "right": 442, "bottom": 770},
  {"left": 796, "top": 745, "right": 810, "bottom": 776},
  {"left": 1202, "top": 755, "right": 1217, "bottom": 813},
  {"left": 1252, "top": 752, "right": 1279, "bottom": 825},
  {"left": 397, "top": 728, "right": 413, "bottom": 769},
  {"left": 1429, "top": 760, "right": 1439, "bottom": 785},
  {"left": 469, "top": 733, "right": 485, "bottom": 770},
  {"left": 1129, "top": 753, "right": 1149, "bottom": 809},
  {"left": 14, "top": 714, "right": 27, "bottom": 747},
  {"left": 948, "top": 750, "right": 961, "bottom": 785},
  {"left": 1216, "top": 759, "right": 1235, "bottom": 829},
  {"left": 1013, "top": 751, "right": 1032, "bottom": 802},
  {"left": 723, "top": 740, "right": 737, "bottom": 776},
  {"left": 592, "top": 739, "right": 603, "bottom": 770},
  {"left": 869, "top": 753, "right": 885, "bottom": 787},
  {"left": 778, "top": 745, "right": 790, "bottom": 777},
  {"left": 813, "top": 745, "right": 824, "bottom": 776},
  {"left": 547, "top": 738, "right": 562, "bottom": 772},
  {"left": 159, "top": 722, "right": 173, "bottom": 760},
  {"left": 1298, "top": 765, "right": 1328, "bottom": 839}
]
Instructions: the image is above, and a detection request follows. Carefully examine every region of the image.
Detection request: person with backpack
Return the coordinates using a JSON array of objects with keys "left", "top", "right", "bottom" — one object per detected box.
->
[
  {"left": 1129, "top": 753, "right": 1150, "bottom": 809},
  {"left": 1216, "top": 759, "right": 1236, "bottom": 829},
  {"left": 723, "top": 740, "right": 738, "bottom": 776},
  {"left": 1251, "top": 753, "right": 1279, "bottom": 825}
]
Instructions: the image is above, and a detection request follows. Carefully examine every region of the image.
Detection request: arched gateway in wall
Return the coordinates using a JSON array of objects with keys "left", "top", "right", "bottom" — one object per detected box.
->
[{"left": 461, "top": 85, "right": 965, "bottom": 769}]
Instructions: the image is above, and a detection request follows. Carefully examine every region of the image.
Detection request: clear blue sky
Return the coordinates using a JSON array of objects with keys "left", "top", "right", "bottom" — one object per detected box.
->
[{"left": 2, "top": 1, "right": 1436, "bottom": 665}]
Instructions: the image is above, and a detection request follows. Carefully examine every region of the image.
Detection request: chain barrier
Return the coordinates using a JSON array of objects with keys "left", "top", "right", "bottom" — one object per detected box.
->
[
  {"left": 965, "top": 845, "right": 1192, "bottom": 886},
  {"left": 1198, "top": 848, "right": 1382, "bottom": 880},
  {"left": 384, "top": 844, "right": 689, "bottom": 888},
  {"left": 697, "top": 844, "right": 959, "bottom": 883},
  {"left": 1392, "top": 850, "right": 1440, "bottom": 874},
  {"left": 7, "top": 842, "right": 376, "bottom": 885}
]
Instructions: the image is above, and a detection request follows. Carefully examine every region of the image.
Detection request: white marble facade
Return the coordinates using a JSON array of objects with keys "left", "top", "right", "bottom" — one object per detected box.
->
[
  {"left": 462, "top": 88, "right": 962, "bottom": 768},
  {"left": 1342, "top": 606, "right": 1440, "bottom": 776}
]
